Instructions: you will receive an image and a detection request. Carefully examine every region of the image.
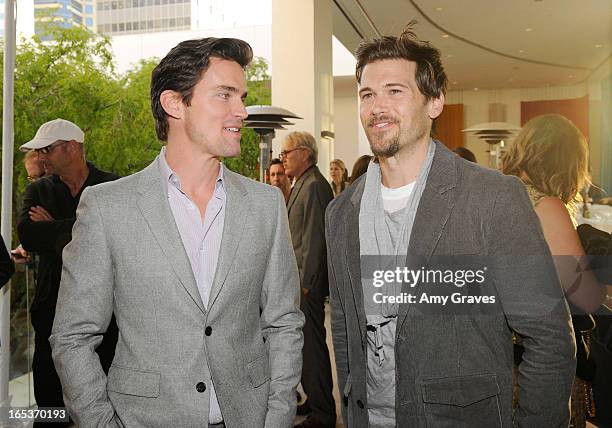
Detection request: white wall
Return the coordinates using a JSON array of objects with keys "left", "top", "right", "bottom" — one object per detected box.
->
[
  {"left": 446, "top": 74, "right": 608, "bottom": 182},
  {"left": 332, "top": 76, "right": 370, "bottom": 175}
]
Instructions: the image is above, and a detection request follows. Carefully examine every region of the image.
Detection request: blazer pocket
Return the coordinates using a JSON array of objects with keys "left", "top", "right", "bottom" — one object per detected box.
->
[
  {"left": 246, "top": 354, "right": 271, "bottom": 388},
  {"left": 421, "top": 373, "right": 501, "bottom": 428},
  {"left": 107, "top": 364, "right": 161, "bottom": 398}
]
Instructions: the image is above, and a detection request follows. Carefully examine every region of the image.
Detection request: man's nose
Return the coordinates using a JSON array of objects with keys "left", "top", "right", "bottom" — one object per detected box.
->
[
  {"left": 235, "top": 101, "right": 248, "bottom": 120},
  {"left": 370, "top": 95, "right": 389, "bottom": 116}
]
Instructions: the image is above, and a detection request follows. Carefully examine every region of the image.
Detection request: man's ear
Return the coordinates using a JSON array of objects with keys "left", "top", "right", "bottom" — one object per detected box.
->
[
  {"left": 160, "top": 90, "right": 184, "bottom": 120},
  {"left": 428, "top": 93, "right": 445, "bottom": 120}
]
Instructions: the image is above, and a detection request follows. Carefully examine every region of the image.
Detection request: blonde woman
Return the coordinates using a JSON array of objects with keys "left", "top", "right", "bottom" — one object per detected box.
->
[
  {"left": 329, "top": 159, "right": 348, "bottom": 197},
  {"left": 502, "top": 114, "right": 607, "bottom": 427}
]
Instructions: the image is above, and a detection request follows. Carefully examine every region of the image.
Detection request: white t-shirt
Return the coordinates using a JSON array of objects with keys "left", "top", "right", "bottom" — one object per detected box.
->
[{"left": 381, "top": 181, "right": 415, "bottom": 213}]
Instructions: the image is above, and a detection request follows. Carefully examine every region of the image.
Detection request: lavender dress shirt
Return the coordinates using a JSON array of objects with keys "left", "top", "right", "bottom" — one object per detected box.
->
[{"left": 158, "top": 148, "right": 225, "bottom": 424}]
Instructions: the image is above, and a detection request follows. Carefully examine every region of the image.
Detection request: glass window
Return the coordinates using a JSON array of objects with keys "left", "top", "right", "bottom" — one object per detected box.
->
[{"left": 71, "top": 0, "right": 83, "bottom": 13}]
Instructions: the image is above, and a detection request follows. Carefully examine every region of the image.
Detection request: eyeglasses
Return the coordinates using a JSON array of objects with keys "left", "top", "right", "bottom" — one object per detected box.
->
[
  {"left": 279, "top": 148, "right": 303, "bottom": 161},
  {"left": 35, "top": 140, "right": 68, "bottom": 154}
]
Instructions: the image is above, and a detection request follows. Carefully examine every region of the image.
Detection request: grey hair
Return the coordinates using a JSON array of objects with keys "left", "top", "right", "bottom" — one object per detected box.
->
[{"left": 285, "top": 131, "right": 318, "bottom": 164}]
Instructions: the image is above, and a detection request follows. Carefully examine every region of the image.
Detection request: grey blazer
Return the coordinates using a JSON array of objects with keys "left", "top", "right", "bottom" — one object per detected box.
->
[
  {"left": 325, "top": 142, "right": 576, "bottom": 428},
  {"left": 287, "top": 165, "right": 334, "bottom": 294},
  {"left": 51, "top": 159, "right": 305, "bottom": 428}
]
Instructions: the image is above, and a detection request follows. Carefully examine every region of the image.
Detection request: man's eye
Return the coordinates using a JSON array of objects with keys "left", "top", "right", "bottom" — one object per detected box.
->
[
  {"left": 219, "top": 92, "right": 230, "bottom": 99},
  {"left": 390, "top": 89, "right": 402, "bottom": 95},
  {"left": 361, "top": 93, "right": 372, "bottom": 101}
]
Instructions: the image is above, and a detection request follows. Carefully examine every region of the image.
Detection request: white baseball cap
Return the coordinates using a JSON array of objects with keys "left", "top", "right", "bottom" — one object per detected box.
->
[{"left": 20, "top": 118, "right": 85, "bottom": 152}]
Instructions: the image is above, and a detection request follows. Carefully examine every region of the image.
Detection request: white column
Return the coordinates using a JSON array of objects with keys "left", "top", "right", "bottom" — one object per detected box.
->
[
  {"left": 1, "top": 0, "right": 16, "bottom": 421},
  {"left": 271, "top": 0, "right": 334, "bottom": 178}
]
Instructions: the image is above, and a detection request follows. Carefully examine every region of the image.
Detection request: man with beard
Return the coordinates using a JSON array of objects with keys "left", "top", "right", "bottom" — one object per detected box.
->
[
  {"left": 325, "top": 26, "right": 575, "bottom": 427},
  {"left": 17, "top": 119, "right": 119, "bottom": 426}
]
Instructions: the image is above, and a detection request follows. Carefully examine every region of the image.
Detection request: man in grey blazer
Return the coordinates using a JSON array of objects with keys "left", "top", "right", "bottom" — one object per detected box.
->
[
  {"left": 282, "top": 132, "right": 336, "bottom": 428},
  {"left": 325, "top": 27, "right": 575, "bottom": 427},
  {"left": 51, "top": 37, "right": 304, "bottom": 428}
]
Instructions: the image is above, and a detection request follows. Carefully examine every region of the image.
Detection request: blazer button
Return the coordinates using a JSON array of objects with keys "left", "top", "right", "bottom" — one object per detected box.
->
[
  {"left": 205, "top": 326, "right": 212, "bottom": 336},
  {"left": 196, "top": 382, "right": 206, "bottom": 393},
  {"left": 357, "top": 400, "right": 364, "bottom": 409}
]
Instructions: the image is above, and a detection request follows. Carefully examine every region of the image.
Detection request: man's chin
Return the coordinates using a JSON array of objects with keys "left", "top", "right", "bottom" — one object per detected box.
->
[
  {"left": 369, "top": 140, "right": 400, "bottom": 158},
  {"left": 222, "top": 147, "right": 241, "bottom": 158}
]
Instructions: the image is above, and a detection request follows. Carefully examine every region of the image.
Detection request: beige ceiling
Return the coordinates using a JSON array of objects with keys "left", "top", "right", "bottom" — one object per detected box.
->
[{"left": 332, "top": 0, "right": 611, "bottom": 90}]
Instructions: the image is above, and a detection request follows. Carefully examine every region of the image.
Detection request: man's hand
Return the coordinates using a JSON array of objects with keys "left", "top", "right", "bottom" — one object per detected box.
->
[
  {"left": 29, "top": 206, "right": 54, "bottom": 222},
  {"left": 11, "top": 245, "right": 32, "bottom": 264}
]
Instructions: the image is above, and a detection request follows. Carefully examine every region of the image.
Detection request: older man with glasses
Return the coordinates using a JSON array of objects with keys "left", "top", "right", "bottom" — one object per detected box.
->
[
  {"left": 17, "top": 118, "right": 120, "bottom": 425},
  {"left": 282, "top": 131, "right": 336, "bottom": 428}
]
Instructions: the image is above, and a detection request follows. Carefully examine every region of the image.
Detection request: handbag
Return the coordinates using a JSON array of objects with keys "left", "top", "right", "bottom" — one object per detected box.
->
[{"left": 576, "top": 223, "right": 612, "bottom": 427}]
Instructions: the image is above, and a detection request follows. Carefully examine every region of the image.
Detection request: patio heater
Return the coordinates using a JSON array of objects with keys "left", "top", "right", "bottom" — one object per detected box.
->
[
  {"left": 244, "top": 105, "right": 302, "bottom": 183},
  {"left": 462, "top": 122, "right": 521, "bottom": 169}
]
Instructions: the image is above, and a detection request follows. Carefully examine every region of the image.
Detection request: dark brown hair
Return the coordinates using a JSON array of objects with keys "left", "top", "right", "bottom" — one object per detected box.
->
[
  {"left": 349, "top": 154, "right": 373, "bottom": 184},
  {"left": 151, "top": 37, "right": 253, "bottom": 141},
  {"left": 355, "top": 22, "right": 447, "bottom": 101},
  {"left": 453, "top": 147, "right": 477, "bottom": 163}
]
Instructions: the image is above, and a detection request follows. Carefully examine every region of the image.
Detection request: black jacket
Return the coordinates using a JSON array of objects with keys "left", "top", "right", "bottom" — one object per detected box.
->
[
  {"left": 286, "top": 165, "right": 334, "bottom": 296},
  {"left": 0, "top": 236, "right": 14, "bottom": 289},
  {"left": 17, "top": 162, "right": 119, "bottom": 317}
]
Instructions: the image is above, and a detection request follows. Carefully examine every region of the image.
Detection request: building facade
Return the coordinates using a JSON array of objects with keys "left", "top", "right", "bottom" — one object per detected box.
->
[
  {"left": 96, "top": 0, "right": 191, "bottom": 35},
  {"left": 34, "top": 0, "right": 94, "bottom": 35}
]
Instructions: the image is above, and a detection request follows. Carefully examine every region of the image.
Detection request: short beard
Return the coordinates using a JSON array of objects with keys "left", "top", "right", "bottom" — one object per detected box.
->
[
  {"left": 370, "top": 134, "right": 401, "bottom": 158},
  {"left": 370, "top": 120, "right": 429, "bottom": 159}
]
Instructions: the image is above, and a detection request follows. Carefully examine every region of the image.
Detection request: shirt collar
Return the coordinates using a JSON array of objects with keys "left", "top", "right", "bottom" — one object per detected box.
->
[{"left": 158, "top": 146, "right": 225, "bottom": 195}]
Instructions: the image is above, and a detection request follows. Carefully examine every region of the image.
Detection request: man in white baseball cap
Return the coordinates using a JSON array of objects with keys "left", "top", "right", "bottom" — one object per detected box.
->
[
  {"left": 20, "top": 118, "right": 85, "bottom": 152},
  {"left": 17, "top": 118, "right": 119, "bottom": 421}
]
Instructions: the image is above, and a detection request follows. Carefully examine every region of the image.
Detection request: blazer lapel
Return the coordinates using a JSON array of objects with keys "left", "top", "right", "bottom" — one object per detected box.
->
[
  {"left": 397, "top": 142, "right": 459, "bottom": 330},
  {"left": 136, "top": 161, "right": 205, "bottom": 314},
  {"left": 346, "top": 178, "right": 368, "bottom": 344},
  {"left": 287, "top": 166, "right": 313, "bottom": 213},
  {"left": 207, "top": 167, "right": 248, "bottom": 311}
]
